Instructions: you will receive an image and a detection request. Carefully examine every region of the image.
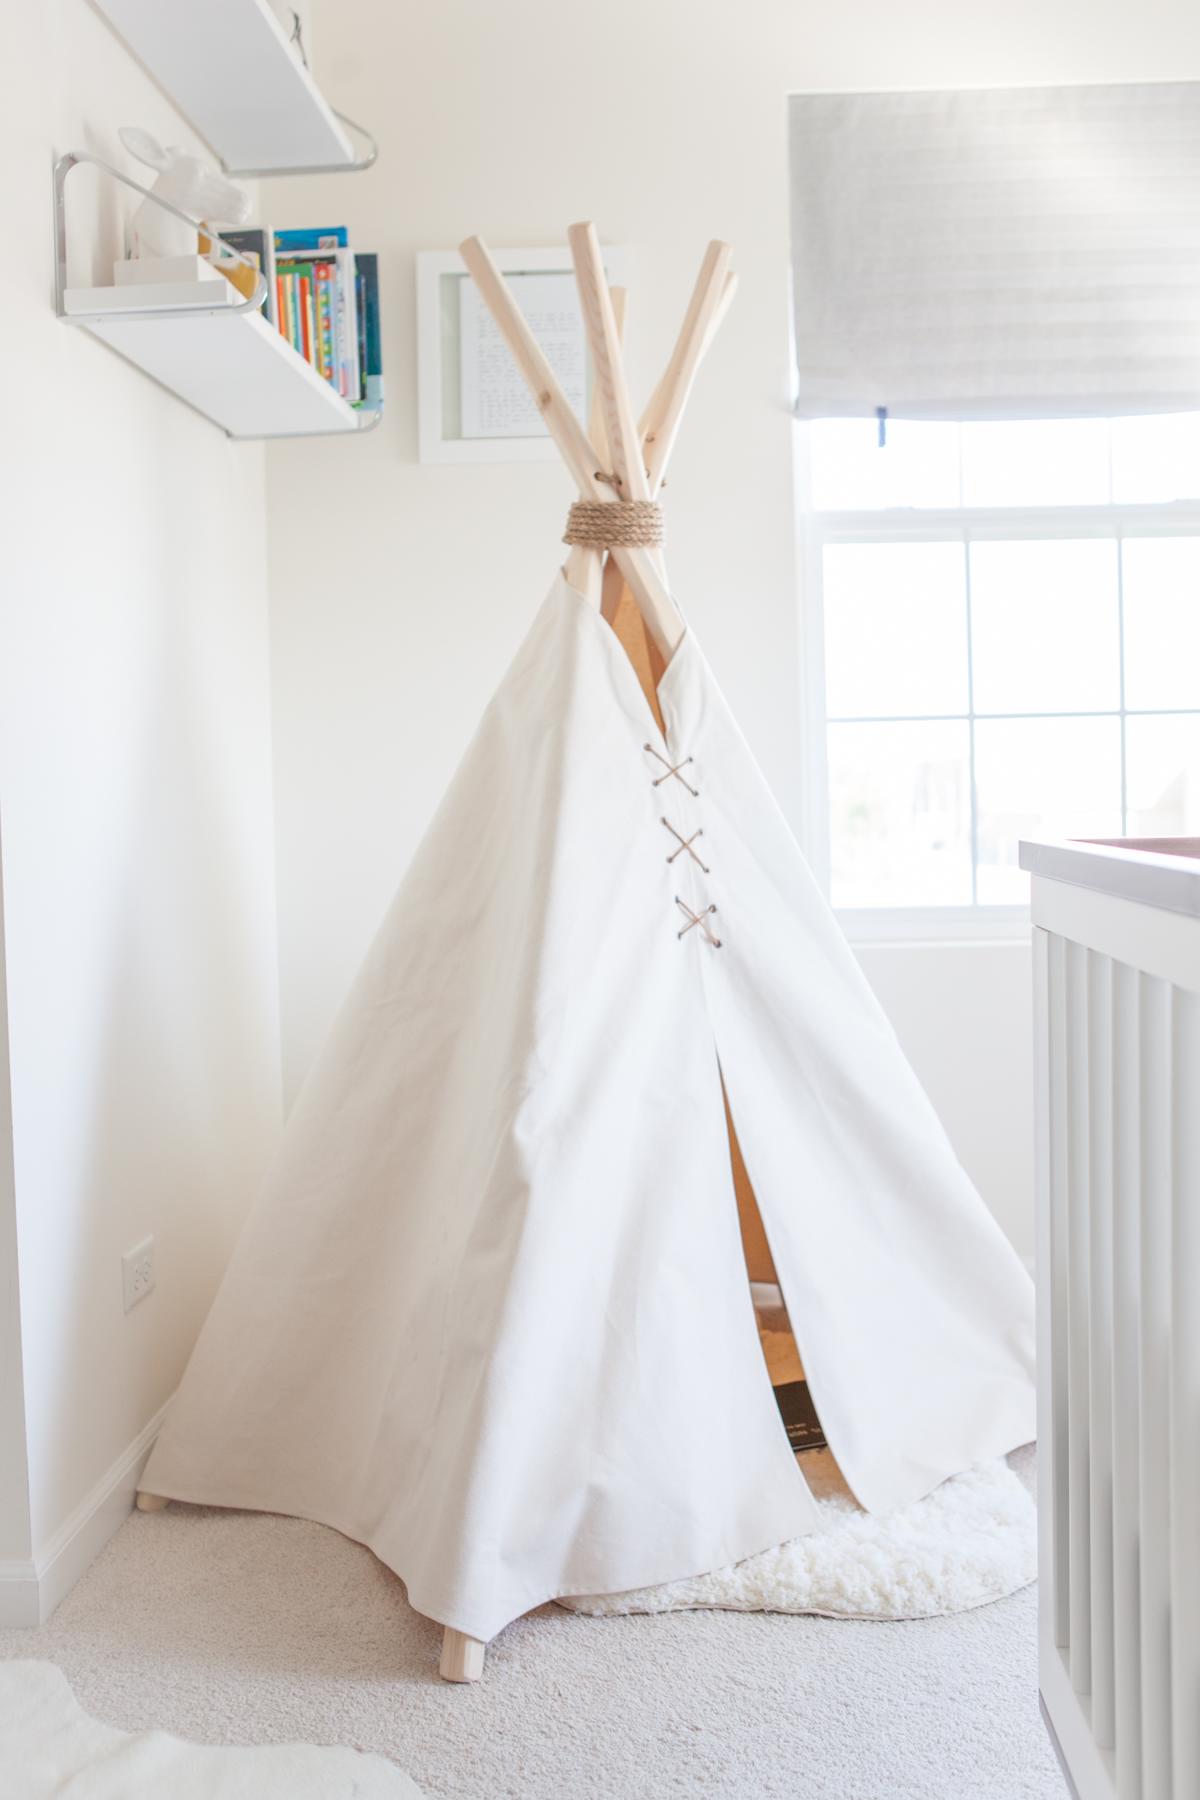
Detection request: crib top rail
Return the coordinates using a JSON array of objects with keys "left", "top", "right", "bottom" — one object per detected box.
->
[{"left": 1021, "top": 837, "right": 1200, "bottom": 920}]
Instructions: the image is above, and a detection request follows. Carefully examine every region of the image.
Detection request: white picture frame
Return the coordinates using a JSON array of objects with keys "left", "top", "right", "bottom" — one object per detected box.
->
[{"left": 416, "top": 244, "right": 629, "bottom": 464}]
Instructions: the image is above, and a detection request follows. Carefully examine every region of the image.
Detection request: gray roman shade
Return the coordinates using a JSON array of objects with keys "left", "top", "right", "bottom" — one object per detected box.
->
[{"left": 789, "top": 82, "right": 1200, "bottom": 420}]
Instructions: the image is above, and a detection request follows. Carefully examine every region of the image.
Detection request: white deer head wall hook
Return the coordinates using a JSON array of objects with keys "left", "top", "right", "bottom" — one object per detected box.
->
[{"left": 118, "top": 126, "right": 251, "bottom": 261}]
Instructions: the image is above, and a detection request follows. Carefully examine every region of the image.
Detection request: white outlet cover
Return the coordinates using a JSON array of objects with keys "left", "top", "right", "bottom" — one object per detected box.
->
[{"left": 122, "top": 1236, "right": 156, "bottom": 1313}]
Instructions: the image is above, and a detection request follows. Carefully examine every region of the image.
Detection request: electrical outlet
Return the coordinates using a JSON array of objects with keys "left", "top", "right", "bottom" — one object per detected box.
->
[{"left": 122, "top": 1236, "right": 156, "bottom": 1313}]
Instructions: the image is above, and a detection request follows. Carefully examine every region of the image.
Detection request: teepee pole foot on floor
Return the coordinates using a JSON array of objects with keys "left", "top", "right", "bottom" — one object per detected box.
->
[
  {"left": 135, "top": 1491, "right": 170, "bottom": 1511},
  {"left": 439, "top": 1627, "right": 485, "bottom": 1683}
]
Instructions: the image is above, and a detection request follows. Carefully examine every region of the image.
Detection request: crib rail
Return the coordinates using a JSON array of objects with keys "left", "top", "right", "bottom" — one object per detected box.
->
[{"left": 1026, "top": 838, "right": 1200, "bottom": 1800}]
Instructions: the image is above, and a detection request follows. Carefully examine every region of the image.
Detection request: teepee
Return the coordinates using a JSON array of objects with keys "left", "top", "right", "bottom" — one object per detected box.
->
[{"left": 138, "top": 225, "right": 1036, "bottom": 1683}]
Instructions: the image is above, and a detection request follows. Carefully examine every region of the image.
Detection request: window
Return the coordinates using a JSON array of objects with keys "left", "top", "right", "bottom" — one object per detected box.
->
[{"left": 798, "top": 415, "right": 1200, "bottom": 929}]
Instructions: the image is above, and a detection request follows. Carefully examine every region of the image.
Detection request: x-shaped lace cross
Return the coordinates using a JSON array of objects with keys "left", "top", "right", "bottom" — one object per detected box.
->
[
  {"left": 675, "top": 896, "right": 722, "bottom": 948},
  {"left": 661, "top": 816, "right": 709, "bottom": 872},
  {"left": 644, "top": 744, "right": 699, "bottom": 797}
]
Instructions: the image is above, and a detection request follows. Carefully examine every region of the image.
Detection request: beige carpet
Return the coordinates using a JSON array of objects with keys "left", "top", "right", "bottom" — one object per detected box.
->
[{"left": 0, "top": 1467, "right": 1063, "bottom": 1800}]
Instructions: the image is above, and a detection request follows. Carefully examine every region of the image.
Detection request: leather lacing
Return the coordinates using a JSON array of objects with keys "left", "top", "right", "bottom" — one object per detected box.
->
[
  {"left": 643, "top": 744, "right": 722, "bottom": 949},
  {"left": 661, "top": 817, "right": 709, "bottom": 872},
  {"left": 643, "top": 744, "right": 699, "bottom": 796},
  {"left": 675, "top": 897, "right": 721, "bottom": 948}
]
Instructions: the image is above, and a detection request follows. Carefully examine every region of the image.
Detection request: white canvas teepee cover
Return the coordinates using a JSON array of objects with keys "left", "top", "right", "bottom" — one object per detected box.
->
[{"left": 142, "top": 572, "right": 1035, "bottom": 1644}]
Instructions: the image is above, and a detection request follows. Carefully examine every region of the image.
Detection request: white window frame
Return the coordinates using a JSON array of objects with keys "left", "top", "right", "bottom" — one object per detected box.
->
[{"left": 793, "top": 422, "right": 1200, "bottom": 945}]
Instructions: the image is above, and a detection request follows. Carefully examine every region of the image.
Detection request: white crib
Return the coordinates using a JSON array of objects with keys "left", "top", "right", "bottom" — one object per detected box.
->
[{"left": 1023, "top": 837, "right": 1200, "bottom": 1800}]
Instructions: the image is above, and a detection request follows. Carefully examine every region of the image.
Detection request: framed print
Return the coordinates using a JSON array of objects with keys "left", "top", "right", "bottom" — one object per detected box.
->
[{"left": 416, "top": 244, "right": 629, "bottom": 463}]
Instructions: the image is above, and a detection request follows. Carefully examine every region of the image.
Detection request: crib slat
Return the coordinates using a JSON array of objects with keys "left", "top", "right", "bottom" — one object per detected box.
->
[
  {"left": 1065, "top": 939, "right": 1092, "bottom": 1694},
  {"left": 1048, "top": 932, "right": 1072, "bottom": 1650},
  {"left": 1111, "top": 960, "right": 1142, "bottom": 1796},
  {"left": 1087, "top": 951, "right": 1116, "bottom": 1746},
  {"left": 1170, "top": 989, "right": 1200, "bottom": 1800},
  {"left": 1139, "top": 975, "right": 1172, "bottom": 1800}
]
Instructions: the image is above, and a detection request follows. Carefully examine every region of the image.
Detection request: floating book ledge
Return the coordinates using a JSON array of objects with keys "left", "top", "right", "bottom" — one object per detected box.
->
[
  {"left": 90, "top": 0, "right": 377, "bottom": 177},
  {"left": 64, "top": 285, "right": 376, "bottom": 439},
  {"left": 54, "top": 153, "right": 382, "bottom": 442}
]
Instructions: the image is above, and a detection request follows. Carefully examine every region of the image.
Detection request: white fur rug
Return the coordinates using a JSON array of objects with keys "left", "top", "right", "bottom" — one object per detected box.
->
[
  {"left": 0, "top": 1659, "right": 422, "bottom": 1799},
  {"left": 558, "top": 1456, "right": 1035, "bottom": 1621}
]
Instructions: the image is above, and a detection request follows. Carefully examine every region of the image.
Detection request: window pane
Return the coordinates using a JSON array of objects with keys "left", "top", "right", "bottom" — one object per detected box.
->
[
  {"left": 828, "top": 720, "right": 971, "bottom": 907},
  {"left": 961, "top": 419, "right": 1111, "bottom": 508},
  {"left": 1111, "top": 414, "right": 1200, "bottom": 504},
  {"left": 975, "top": 716, "right": 1123, "bottom": 903},
  {"left": 823, "top": 543, "right": 968, "bottom": 718},
  {"left": 1121, "top": 537, "right": 1200, "bottom": 711},
  {"left": 970, "top": 539, "right": 1120, "bottom": 714},
  {"left": 1125, "top": 714, "right": 1200, "bottom": 838},
  {"left": 808, "top": 419, "right": 961, "bottom": 511}
]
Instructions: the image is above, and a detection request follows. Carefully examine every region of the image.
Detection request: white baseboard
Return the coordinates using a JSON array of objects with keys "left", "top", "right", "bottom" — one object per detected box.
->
[
  {"left": 0, "top": 1398, "right": 171, "bottom": 1628},
  {"left": 0, "top": 1557, "right": 39, "bottom": 1628}
]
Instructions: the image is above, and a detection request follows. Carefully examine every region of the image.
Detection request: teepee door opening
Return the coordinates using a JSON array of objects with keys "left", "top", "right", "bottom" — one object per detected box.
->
[
  {"left": 721, "top": 1078, "right": 818, "bottom": 1443},
  {"left": 564, "top": 245, "right": 812, "bottom": 1467},
  {"left": 602, "top": 527, "right": 812, "bottom": 1456}
]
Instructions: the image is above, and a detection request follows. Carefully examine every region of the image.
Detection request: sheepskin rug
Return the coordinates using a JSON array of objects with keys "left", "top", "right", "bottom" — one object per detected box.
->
[
  {"left": 0, "top": 1659, "right": 422, "bottom": 1799},
  {"left": 557, "top": 1454, "right": 1035, "bottom": 1621}
]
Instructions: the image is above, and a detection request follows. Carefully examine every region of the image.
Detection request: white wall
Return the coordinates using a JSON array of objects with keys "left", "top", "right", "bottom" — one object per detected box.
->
[
  {"left": 264, "top": 0, "right": 1199, "bottom": 1270},
  {"left": 0, "top": 858, "right": 32, "bottom": 1578},
  {"left": 0, "top": 0, "right": 282, "bottom": 1584},
  {"left": 856, "top": 941, "right": 1034, "bottom": 1262}
]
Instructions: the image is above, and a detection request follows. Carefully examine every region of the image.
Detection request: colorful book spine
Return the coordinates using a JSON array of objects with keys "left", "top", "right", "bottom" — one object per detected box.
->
[
  {"left": 355, "top": 270, "right": 366, "bottom": 402},
  {"left": 300, "top": 273, "right": 314, "bottom": 367},
  {"left": 330, "top": 263, "right": 340, "bottom": 387},
  {"left": 355, "top": 253, "right": 384, "bottom": 411},
  {"left": 315, "top": 263, "right": 335, "bottom": 386},
  {"left": 341, "top": 250, "right": 359, "bottom": 400},
  {"left": 275, "top": 263, "right": 309, "bottom": 361},
  {"left": 332, "top": 258, "right": 348, "bottom": 396},
  {"left": 311, "top": 264, "right": 326, "bottom": 381}
]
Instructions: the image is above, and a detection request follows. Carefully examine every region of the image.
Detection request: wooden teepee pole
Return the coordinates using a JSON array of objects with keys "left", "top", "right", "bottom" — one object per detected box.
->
[
  {"left": 597, "top": 243, "right": 736, "bottom": 736},
  {"left": 641, "top": 246, "right": 734, "bottom": 498},
  {"left": 458, "top": 236, "right": 684, "bottom": 663},
  {"left": 564, "top": 287, "right": 628, "bottom": 608}
]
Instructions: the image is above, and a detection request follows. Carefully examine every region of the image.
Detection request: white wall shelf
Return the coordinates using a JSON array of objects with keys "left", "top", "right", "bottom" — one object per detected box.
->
[
  {"left": 64, "top": 282, "right": 372, "bottom": 440},
  {"left": 53, "top": 152, "right": 381, "bottom": 441},
  {"left": 90, "top": 0, "right": 375, "bottom": 176}
]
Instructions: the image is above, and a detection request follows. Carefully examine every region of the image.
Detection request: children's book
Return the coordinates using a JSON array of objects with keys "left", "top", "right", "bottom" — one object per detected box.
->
[
  {"left": 356, "top": 252, "right": 384, "bottom": 410},
  {"left": 217, "top": 226, "right": 379, "bottom": 408},
  {"left": 773, "top": 1381, "right": 827, "bottom": 1454},
  {"left": 273, "top": 246, "right": 357, "bottom": 398},
  {"left": 202, "top": 227, "right": 277, "bottom": 327},
  {"left": 273, "top": 226, "right": 348, "bottom": 252},
  {"left": 300, "top": 272, "right": 314, "bottom": 366},
  {"left": 314, "top": 262, "right": 334, "bottom": 384}
]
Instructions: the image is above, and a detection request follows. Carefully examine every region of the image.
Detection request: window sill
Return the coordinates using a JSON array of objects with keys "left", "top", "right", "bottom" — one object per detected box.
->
[{"left": 836, "top": 904, "right": 1031, "bottom": 947}]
